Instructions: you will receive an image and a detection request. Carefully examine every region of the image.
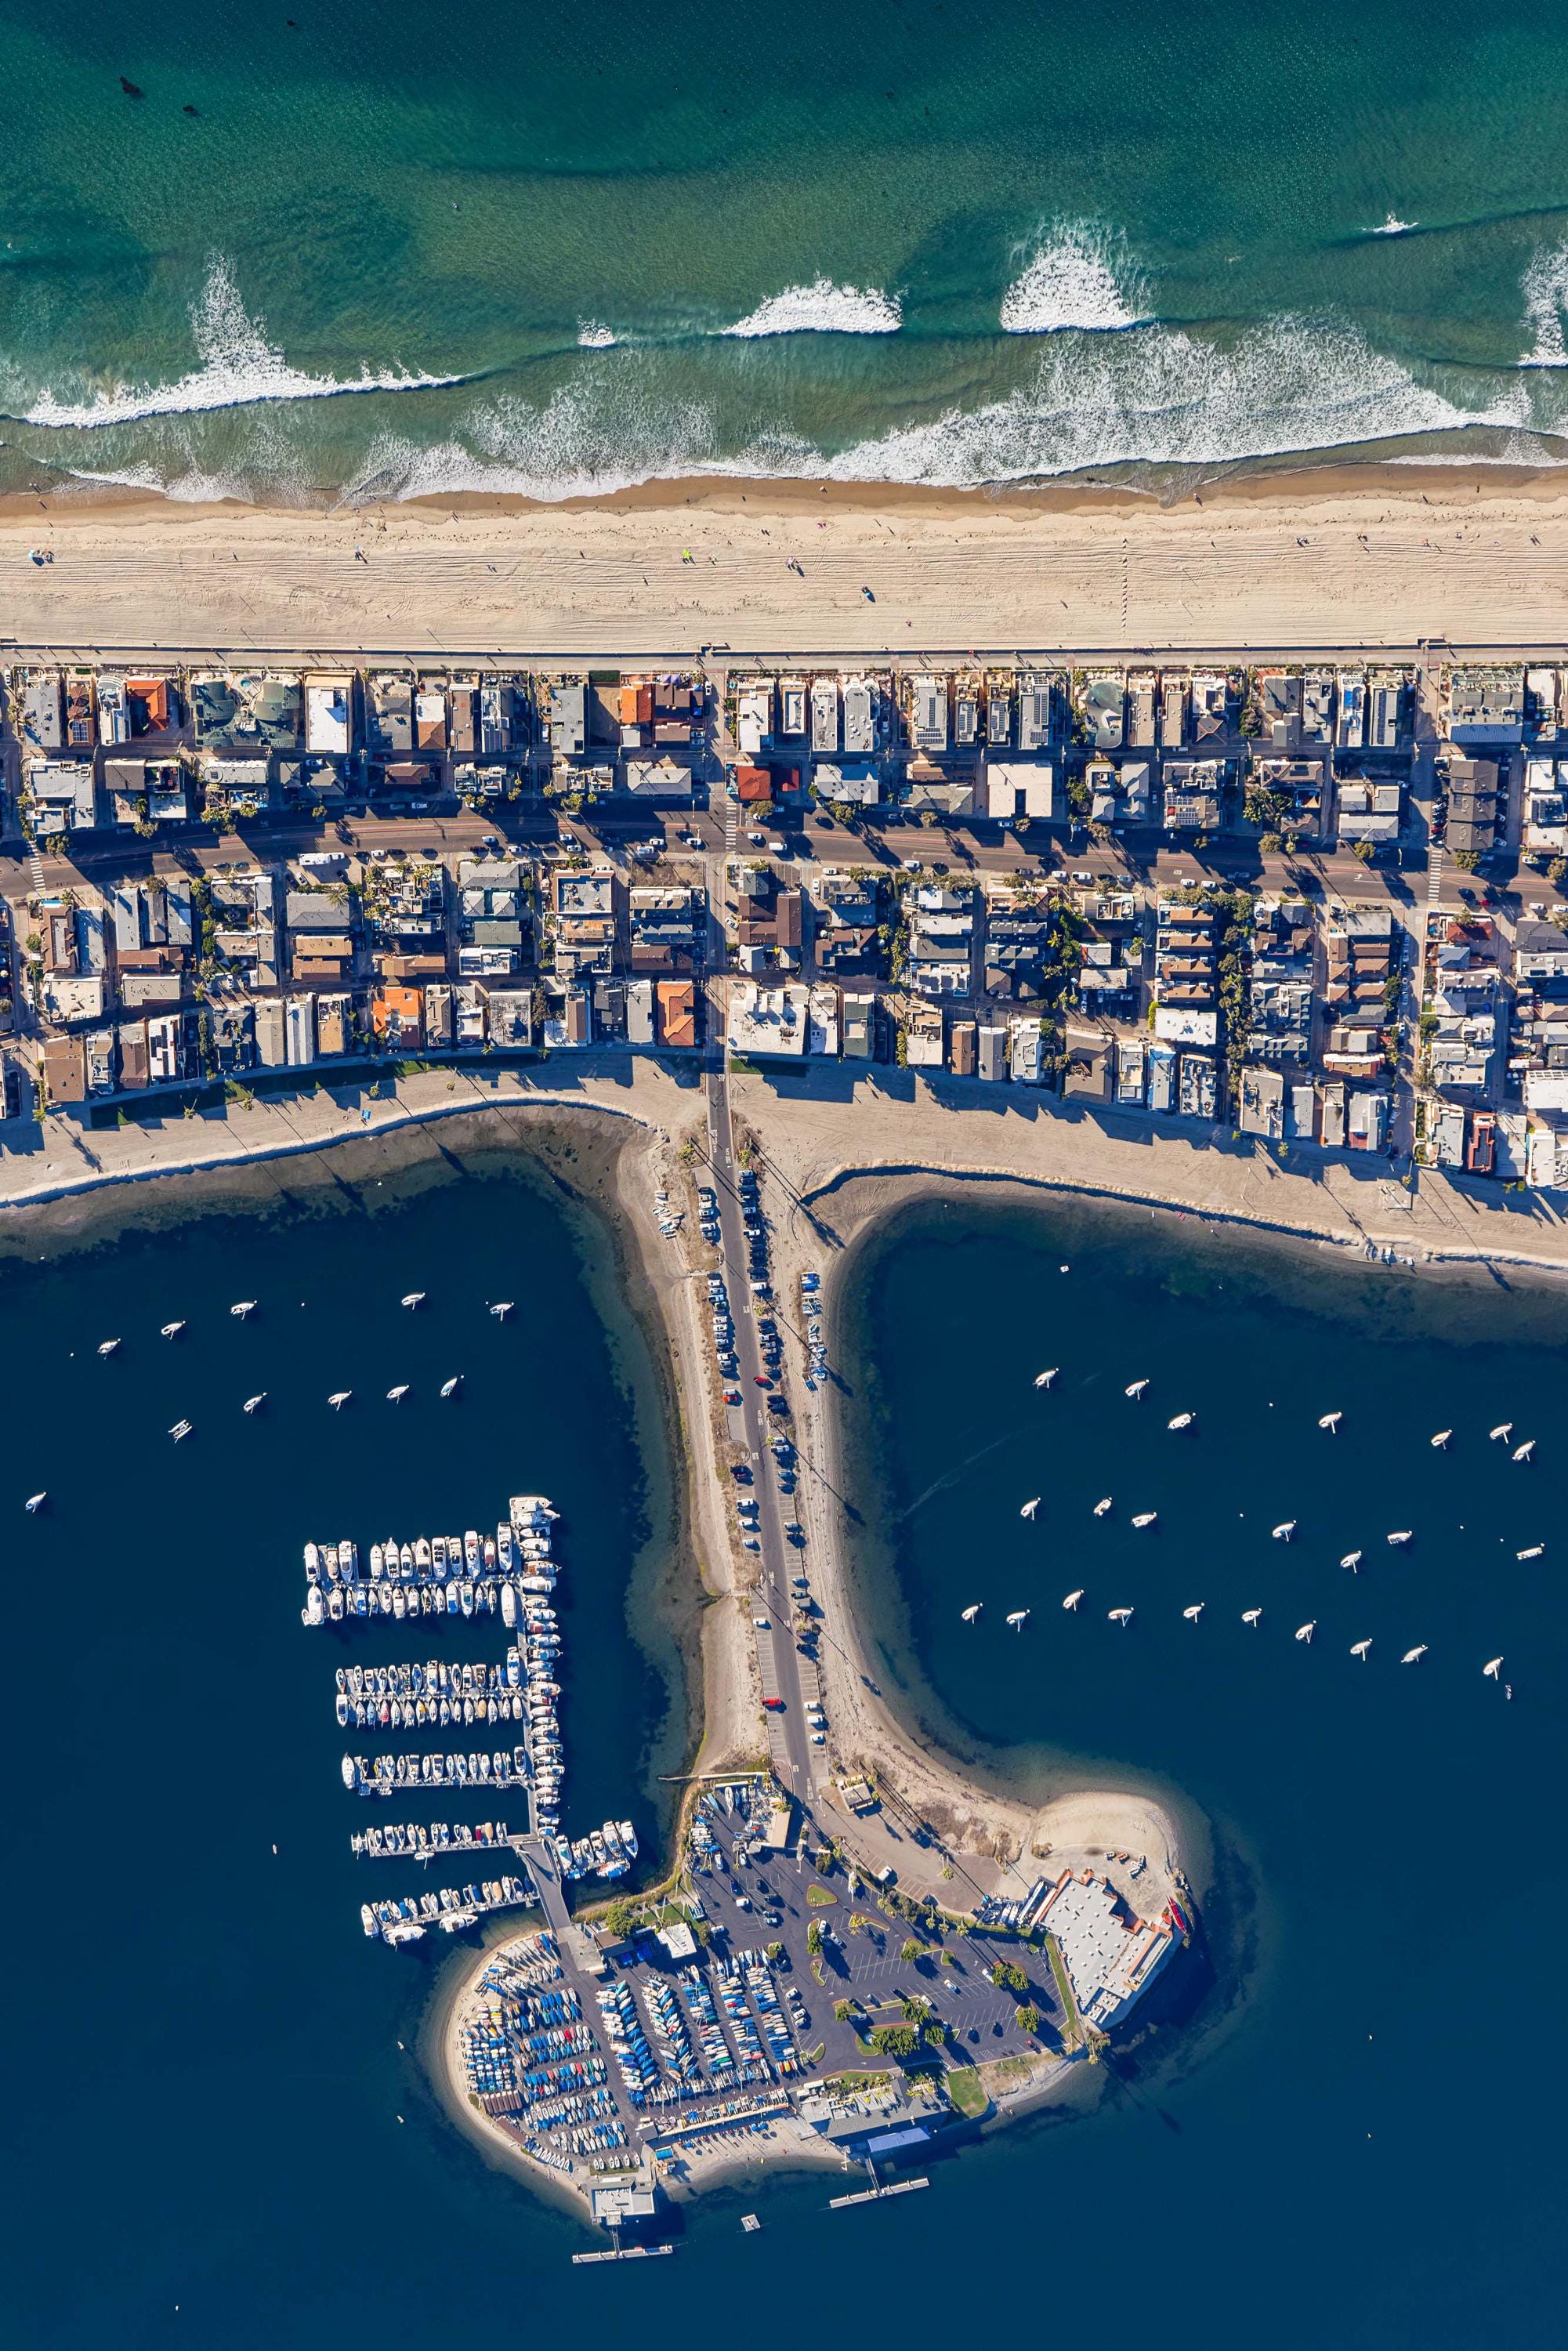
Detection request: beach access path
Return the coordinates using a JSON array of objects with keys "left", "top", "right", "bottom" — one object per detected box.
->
[{"left": 7, "top": 469, "right": 1568, "bottom": 658}]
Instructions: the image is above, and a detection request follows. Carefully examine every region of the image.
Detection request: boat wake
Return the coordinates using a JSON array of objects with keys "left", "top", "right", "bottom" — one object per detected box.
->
[
  {"left": 18, "top": 255, "right": 469, "bottom": 430},
  {"left": 721, "top": 277, "right": 903, "bottom": 337}
]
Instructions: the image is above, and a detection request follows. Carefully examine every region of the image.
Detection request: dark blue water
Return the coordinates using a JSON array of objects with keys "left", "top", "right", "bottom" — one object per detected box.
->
[
  {"left": 11, "top": 1155, "right": 1566, "bottom": 2344},
  {"left": 834, "top": 1194, "right": 1568, "bottom": 2344},
  {"left": 2, "top": 1140, "right": 697, "bottom": 2348}
]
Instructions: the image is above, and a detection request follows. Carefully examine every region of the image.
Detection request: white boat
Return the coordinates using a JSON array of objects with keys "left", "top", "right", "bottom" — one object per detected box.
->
[
  {"left": 303, "top": 1585, "right": 324, "bottom": 1626},
  {"left": 501, "top": 1583, "right": 517, "bottom": 1628},
  {"left": 230, "top": 1301, "right": 257, "bottom": 1319},
  {"left": 328, "top": 1390, "right": 352, "bottom": 1410},
  {"left": 386, "top": 1385, "right": 410, "bottom": 1403},
  {"left": 1241, "top": 1607, "right": 1262, "bottom": 1627},
  {"left": 1108, "top": 1607, "right": 1134, "bottom": 1626},
  {"left": 1489, "top": 1423, "right": 1512, "bottom": 1442},
  {"left": 169, "top": 1420, "right": 193, "bottom": 1441},
  {"left": 1019, "top": 1498, "right": 1040, "bottom": 1521},
  {"left": 1034, "top": 1369, "right": 1057, "bottom": 1389},
  {"left": 1132, "top": 1511, "right": 1157, "bottom": 1530},
  {"left": 24, "top": 1491, "right": 45, "bottom": 1513},
  {"left": 1512, "top": 1440, "right": 1535, "bottom": 1463},
  {"left": 1093, "top": 1497, "right": 1113, "bottom": 1517},
  {"left": 1295, "top": 1621, "right": 1316, "bottom": 1643},
  {"left": 1386, "top": 1530, "right": 1413, "bottom": 1546},
  {"left": 1124, "top": 1379, "right": 1149, "bottom": 1400},
  {"left": 161, "top": 1320, "right": 185, "bottom": 1339},
  {"left": 1062, "top": 1589, "right": 1084, "bottom": 1611},
  {"left": 1483, "top": 1657, "right": 1504, "bottom": 1679},
  {"left": 1317, "top": 1411, "right": 1342, "bottom": 1432},
  {"left": 1517, "top": 1544, "right": 1544, "bottom": 1561},
  {"left": 1168, "top": 1411, "right": 1194, "bottom": 1432},
  {"left": 1350, "top": 1639, "right": 1373, "bottom": 1660},
  {"left": 401, "top": 1291, "right": 426, "bottom": 1309},
  {"left": 341, "top": 1755, "right": 358, "bottom": 1789},
  {"left": 440, "top": 1377, "right": 461, "bottom": 1398},
  {"left": 1401, "top": 1645, "right": 1428, "bottom": 1665},
  {"left": 97, "top": 1339, "right": 120, "bottom": 1357},
  {"left": 1182, "top": 1603, "right": 1204, "bottom": 1622},
  {"left": 961, "top": 1604, "right": 982, "bottom": 1623},
  {"left": 489, "top": 1302, "right": 515, "bottom": 1320},
  {"left": 243, "top": 1393, "right": 266, "bottom": 1414},
  {"left": 1430, "top": 1430, "right": 1451, "bottom": 1450},
  {"left": 1340, "top": 1550, "right": 1363, "bottom": 1571},
  {"left": 1005, "top": 1610, "right": 1030, "bottom": 1629},
  {"left": 1272, "top": 1521, "right": 1295, "bottom": 1541}
]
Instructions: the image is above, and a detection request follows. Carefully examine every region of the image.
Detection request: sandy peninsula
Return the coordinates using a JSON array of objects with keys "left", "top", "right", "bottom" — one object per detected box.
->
[
  {"left": 7, "top": 465, "right": 1568, "bottom": 659},
  {"left": 13, "top": 1047, "right": 1568, "bottom": 2215}
]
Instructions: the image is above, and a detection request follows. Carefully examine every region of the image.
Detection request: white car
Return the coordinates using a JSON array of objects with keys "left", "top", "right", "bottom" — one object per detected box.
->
[{"left": 752, "top": 1615, "right": 770, "bottom": 1628}]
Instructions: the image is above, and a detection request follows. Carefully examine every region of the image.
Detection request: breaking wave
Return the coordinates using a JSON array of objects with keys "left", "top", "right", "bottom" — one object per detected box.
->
[
  {"left": 1000, "top": 227, "right": 1149, "bottom": 333},
  {"left": 577, "top": 321, "right": 617, "bottom": 349},
  {"left": 721, "top": 277, "right": 902, "bottom": 337},
  {"left": 1522, "top": 239, "right": 1568, "bottom": 365},
  {"left": 332, "top": 315, "right": 1536, "bottom": 505},
  {"left": 20, "top": 255, "right": 468, "bottom": 429}
]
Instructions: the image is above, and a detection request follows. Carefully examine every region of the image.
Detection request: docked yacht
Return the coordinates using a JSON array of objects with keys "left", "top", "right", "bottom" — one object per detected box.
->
[
  {"left": 1108, "top": 1607, "right": 1134, "bottom": 1627},
  {"left": 1317, "top": 1411, "right": 1342, "bottom": 1432},
  {"left": 1401, "top": 1645, "right": 1428, "bottom": 1665},
  {"left": 328, "top": 1390, "right": 352, "bottom": 1410},
  {"left": 386, "top": 1385, "right": 410, "bottom": 1403},
  {"left": 1004, "top": 1610, "right": 1030, "bottom": 1629},
  {"left": 1131, "top": 1511, "right": 1157, "bottom": 1530},
  {"left": 1062, "top": 1589, "right": 1084, "bottom": 1611},
  {"left": 1168, "top": 1412, "right": 1194, "bottom": 1432},
  {"left": 401, "top": 1292, "right": 426, "bottom": 1309},
  {"left": 1350, "top": 1639, "right": 1373, "bottom": 1660},
  {"left": 161, "top": 1320, "right": 186, "bottom": 1339},
  {"left": 230, "top": 1301, "right": 257, "bottom": 1319},
  {"left": 1182, "top": 1603, "right": 1204, "bottom": 1621},
  {"left": 1340, "top": 1550, "right": 1363, "bottom": 1571},
  {"left": 1034, "top": 1369, "right": 1057, "bottom": 1389},
  {"left": 489, "top": 1301, "right": 515, "bottom": 1320},
  {"left": 1271, "top": 1521, "right": 1295, "bottom": 1541},
  {"left": 961, "top": 1603, "right": 982, "bottom": 1623},
  {"left": 1295, "top": 1621, "right": 1315, "bottom": 1643},
  {"left": 1019, "top": 1498, "right": 1040, "bottom": 1521},
  {"left": 1241, "top": 1607, "right": 1262, "bottom": 1627},
  {"left": 1386, "top": 1530, "right": 1413, "bottom": 1546},
  {"left": 1093, "top": 1497, "right": 1113, "bottom": 1517},
  {"left": 1124, "top": 1379, "right": 1149, "bottom": 1400}
]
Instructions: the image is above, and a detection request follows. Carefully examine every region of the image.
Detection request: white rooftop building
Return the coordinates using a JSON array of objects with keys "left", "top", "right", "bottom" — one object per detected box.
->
[{"left": 1038, "top": 1868, "right": 1177, "bottom": 2031}]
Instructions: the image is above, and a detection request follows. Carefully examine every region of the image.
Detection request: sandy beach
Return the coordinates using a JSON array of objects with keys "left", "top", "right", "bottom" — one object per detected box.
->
[{"left": 8, "top": 467, "right": 1568, "bottom": 658}]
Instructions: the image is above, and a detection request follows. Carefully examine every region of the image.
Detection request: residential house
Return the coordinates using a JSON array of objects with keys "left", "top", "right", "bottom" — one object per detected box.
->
[{"left": 905, "top": 886, "right": 975, "bottom": 998}]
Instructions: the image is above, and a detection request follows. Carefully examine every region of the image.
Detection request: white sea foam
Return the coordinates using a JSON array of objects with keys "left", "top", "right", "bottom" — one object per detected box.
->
[
  {"left": 577, "top": 322, "right": 617, "bottom": 349},
  {"left": 721, "top": 278, "right": 902, "bottom": 337},
  {"left": 821, "top": 318, "right": 1528, "bottom": 484},
  {"left": 20, "top": 255, "right": 466, "bottom": 429},
  {"left": 330, "top": 317, "right": 1537, "bottom": 505},
  {"left": 1000, "top": 228, "right": 1148, "bottom": 333},
  {"left": 1522, "top": 240, "right": 1568, "bottom": 366}
]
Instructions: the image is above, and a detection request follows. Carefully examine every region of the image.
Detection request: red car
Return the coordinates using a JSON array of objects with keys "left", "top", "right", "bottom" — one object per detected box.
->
[
  {"left": 753, "top": 1374, "right": 772, "bottom": 1388},
  {"left": 763, "top": 1697, "right": 785, "bottom": 1712},
  {"left": 723, "top": 1388, "right": 742, "bottom": 1405}
]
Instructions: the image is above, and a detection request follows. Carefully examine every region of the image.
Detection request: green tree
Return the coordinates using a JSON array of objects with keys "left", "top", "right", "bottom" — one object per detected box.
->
[
  {"left": 900, "top": 1937, "right": 922, "bottom": 1964},
  {"left": 993, "top": 1961, "right": 1028, "bottom": 1996},
  {"left": 1016, "top": 2003, "right": 1041, "bottom": 2035},
  {"left": 806, "top": 1920, "right": 823, "bottom": 1956},
  {"left": 867, "top": 2023, "right": 920, "bottom": 2059},
  {"left": 833, "top": 1998, "right": 859, "bottom": 2023}
]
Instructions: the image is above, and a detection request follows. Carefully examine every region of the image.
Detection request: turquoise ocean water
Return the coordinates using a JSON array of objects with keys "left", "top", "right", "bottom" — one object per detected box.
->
[{"left": 7, "top": 1, "right": 1568, "bottom": 501}]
